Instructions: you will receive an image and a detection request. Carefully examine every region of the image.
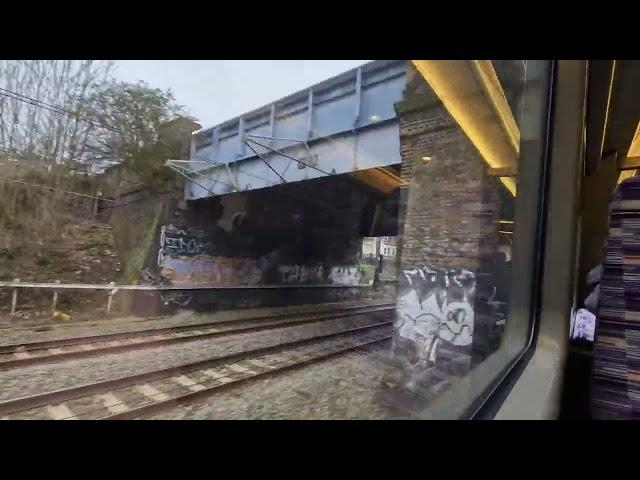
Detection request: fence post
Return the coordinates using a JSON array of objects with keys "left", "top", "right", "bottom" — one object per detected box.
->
[
  {"left": 93, "top": 191, "right": 102, "bottom": 218},
  {"left": 106, "top": 282, "right": 117, "bottom": 316},
  {"left": 51, "top": 280, "right": 61, "bottom": 314},
  {"left": 10, "top": 278, "right": 19, "bottom": 317}
]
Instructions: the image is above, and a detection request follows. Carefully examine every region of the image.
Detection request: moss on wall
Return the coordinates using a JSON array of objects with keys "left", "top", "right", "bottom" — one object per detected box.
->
[{"left": 111, "top": 197, "right": 166, "bottom": 284}]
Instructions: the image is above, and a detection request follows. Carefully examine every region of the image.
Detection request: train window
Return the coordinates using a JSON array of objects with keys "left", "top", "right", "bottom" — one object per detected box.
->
[
  {"left": 386, "top": 60, "right": 553, "bottom": 418},
  {"left": 0, "top": 60, "right": 552, "bottom": 420}
]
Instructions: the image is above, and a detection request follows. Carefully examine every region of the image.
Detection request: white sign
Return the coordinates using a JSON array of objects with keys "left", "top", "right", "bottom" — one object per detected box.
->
[{"left": 572, "top": 308, "right": 596, "bottom": 341}]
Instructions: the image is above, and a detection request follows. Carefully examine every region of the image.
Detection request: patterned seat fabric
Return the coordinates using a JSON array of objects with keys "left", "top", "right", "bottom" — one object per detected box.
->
[{"left": 592, "top": 176, "right": 640, "bottom": 419}]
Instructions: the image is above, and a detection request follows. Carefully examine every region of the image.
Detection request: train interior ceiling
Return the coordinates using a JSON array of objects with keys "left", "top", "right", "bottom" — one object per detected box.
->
[{"left": 560, "top": 60, "right": 640, "bottom": 419}]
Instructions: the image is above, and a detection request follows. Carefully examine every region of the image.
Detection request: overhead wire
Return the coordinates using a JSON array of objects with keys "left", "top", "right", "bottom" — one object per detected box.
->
[
  {"left": 245, "top": 136, "right": 332, "bottom": 176},
  {"left": 244, "top": 140, "right": 286, "bottom": 184},
  {"left": 190, "top": 152, "right": 279, "bottom": 187},
  {"left": 0, "top": 86, "right": 121, "bottom": 133},
  {"left": 168, "top": 164, "right": 218, "bottom": 196},
  {"left": 170, "top": 162, "right": 234, "bottom": 189},
  {"left": 1, "top": 178, "right": 114, "bottom": 202}
]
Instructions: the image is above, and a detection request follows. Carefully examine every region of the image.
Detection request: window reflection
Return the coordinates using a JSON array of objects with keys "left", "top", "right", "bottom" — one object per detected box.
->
[{"left": 0, "top": 60, "right": 549, "bottom": 419}]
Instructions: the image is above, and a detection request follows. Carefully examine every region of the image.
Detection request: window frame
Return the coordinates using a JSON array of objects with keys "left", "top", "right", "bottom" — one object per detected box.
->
[
  {"left": 407, "top": 60, "right": 561, "bottom": 420},
  {"left": 490, "top": 60, "right": 587, "bottom": 419}
]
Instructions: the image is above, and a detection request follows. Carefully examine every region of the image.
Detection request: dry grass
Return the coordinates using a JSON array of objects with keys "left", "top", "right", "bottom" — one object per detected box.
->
[{"left": 0, "top": 159, "right": 123, "bottom": 320}]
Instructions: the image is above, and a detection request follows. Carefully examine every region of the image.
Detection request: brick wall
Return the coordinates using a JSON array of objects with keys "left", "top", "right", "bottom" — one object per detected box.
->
[
  {"left": 389, "top": 64, "right": 507, "bottom": 395},
  {"left": 396, "top": 100, "right": 500, "bottom": 271}
]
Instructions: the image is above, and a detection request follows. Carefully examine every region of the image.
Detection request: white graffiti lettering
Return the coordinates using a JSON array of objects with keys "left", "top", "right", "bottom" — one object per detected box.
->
[
  {"left": 395, "top": 266, "right": 476, "bottom": 363},
  {"left": 158, "top": 224, "right": 207, "bottom": 268}
]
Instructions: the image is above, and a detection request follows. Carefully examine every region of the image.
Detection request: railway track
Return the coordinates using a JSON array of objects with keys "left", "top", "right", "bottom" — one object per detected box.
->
[
  {"left": 0, "top": 302, "right": 394, "bottom": 370},
  {"left": 0, "top": 320, "right": 392, "bottom": 420}
]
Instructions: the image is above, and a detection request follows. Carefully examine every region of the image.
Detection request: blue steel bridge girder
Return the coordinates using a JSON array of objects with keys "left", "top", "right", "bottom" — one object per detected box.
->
[{"left": 184, "top": 60, "right": 408, "bottom": 200}]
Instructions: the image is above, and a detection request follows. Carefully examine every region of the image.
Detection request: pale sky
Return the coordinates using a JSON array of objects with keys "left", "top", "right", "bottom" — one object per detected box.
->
[{"left": 113, "top": 60, "right": 371, "bottom": 130}]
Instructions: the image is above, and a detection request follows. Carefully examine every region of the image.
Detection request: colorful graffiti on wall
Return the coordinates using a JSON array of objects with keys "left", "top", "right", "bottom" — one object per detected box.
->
[
  {"left": 154, "top": 224, "right": 367, "bottom": 287},
  {"left": 160, "top": 255, "right": 263, "bottom": 286},
  {"left": 157, "top": 224, "right": 210, "bottom": 266},
  {"left": 156, "top": 224, "right": 261, "bottom": 286}
]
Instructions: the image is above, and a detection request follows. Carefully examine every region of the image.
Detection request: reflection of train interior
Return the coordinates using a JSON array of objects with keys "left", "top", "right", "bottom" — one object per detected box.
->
[
  {"left": 398, "top": 60, "right": 640, "bottom": 419},
  {"left": 464, "top": 60, "right": 640, "bottom": 419}
]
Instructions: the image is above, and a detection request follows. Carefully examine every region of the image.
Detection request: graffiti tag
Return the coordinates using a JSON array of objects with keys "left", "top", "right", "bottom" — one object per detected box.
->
[
  {"left": 158, "top": 224, "right": 209, "bottom": 268},
  {"left": 395, "top": 266, "right": 476, "bottom": 363}
]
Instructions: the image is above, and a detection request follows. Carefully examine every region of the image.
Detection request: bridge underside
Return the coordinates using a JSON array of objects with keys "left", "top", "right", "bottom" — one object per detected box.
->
[
  {"left": 175, "top": 168, "right": 400, "bottom": 259},
  {"left": 148, "top": 168, "right": 400, "bottom": 287}
]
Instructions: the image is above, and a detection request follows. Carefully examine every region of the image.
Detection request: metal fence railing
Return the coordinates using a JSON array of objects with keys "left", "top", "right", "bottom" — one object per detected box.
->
[{"left": 0, "top": 281, "right": 371, "bottom": 318}]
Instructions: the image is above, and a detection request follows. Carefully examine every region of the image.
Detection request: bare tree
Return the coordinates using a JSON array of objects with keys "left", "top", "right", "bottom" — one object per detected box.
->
[{"left": 0, "top": 60, "right": 114, "bottom": 165}]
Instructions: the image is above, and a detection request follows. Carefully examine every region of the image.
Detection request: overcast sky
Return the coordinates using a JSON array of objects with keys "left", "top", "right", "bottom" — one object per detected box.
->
[{"left": 113, "top": 60, "right": 370, "bottom": 130}]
